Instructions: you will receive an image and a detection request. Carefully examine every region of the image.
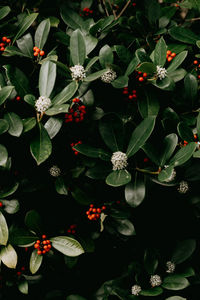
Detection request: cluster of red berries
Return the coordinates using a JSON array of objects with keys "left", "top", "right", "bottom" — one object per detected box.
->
[
  {"left": 183, "top": 134, "right": 199, "bottom": 146},
  {"left": 0, "top": 202, "right": 3, "bottom": 208},
  {"left": 33, "top": 46, "right": 45, "bottom": 57},
  {"left": 0, "top": 36, "right": 11, "bottom": 52},
  {"left": 136, "top": 71, "right": 148, "bottom": 82},
  {"left": 86, "top": 204, "right": 106, "bottom": 221},
  {"left": 34, "top": 235, "right": 52, "bottom": 255},
  {"left": 67, "top": 224, "right": 77, "bottom": 234},
  {"left": 65, "top": 98, "right": 86, "bottom": 123},
  {"left": 123, "top": 87, "right": 137, "bottom": 100},
  {"left": 80, "top": 7, "right": 93, "bottom": 17},
  {"left": 17, "top": 266, "right": 25, "bottom": 277},
  {"left": 166, "top": 50, "right": 176, "bottom": 62},
  {"left": 70, "top": 141, "right": 82, "bottom": 155},
  {"left": 193, "top": 59, "right": 200, "bottom": 79}
]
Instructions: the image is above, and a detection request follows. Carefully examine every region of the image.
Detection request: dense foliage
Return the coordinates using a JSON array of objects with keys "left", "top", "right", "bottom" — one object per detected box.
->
[{"left": 1, "top": 0, "right": 200, "bottom": 299}]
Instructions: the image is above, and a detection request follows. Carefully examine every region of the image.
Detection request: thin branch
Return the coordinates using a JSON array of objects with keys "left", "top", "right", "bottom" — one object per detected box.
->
[
  {"left": 135, "top": 167, "right": 161, "bottom": 175},
  {"left": 185, "top": 17, "right": 200, "bottom": 22},
  {"left": 101, "top": 0, "right": 109, "bottom": 17},
  {"left": 107, "top": 0, "right": 117, "bottom": 20},
  {"left": 116, "top": 0, "right": 131, "bottom": 20}
]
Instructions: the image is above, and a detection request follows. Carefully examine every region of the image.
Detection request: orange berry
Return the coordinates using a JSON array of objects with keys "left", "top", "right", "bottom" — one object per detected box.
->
[
  {"left": 92, "top": 208, "right": 97, "bottom": 213},
  {"left": 37, "top": 250, "right": 42, "bottom": 255},
  {"left": 48, "top": 244, "right": 51, "bottom": 249},
  {"left": 2, "top": 37, "right": 7, "bottom": 42},
  {"left": 40, "top": 50, "right": 45, "bottom": 56},
  {"left": 6, "top": 39, "right": 11, "bottom": 43},
  {"left": 33, "top": 46, "right": 38, "bottom": 51},
  {"left": 102, "top": 206, "right": 106, "bottom": 210},
  {"left": 44, "top": 245, "right": 48, "bottom": 249},
  {"left": 34, "top": 243, "right": 39, "bottom": 249},
  {"left": 143, "top": 73, "right": 147, "bottom": 77},
  {"left": 171, "top": 53, "right": 176, "bottom": 57},
  {"left": 34, "top": 52, "right": 38, "bottom": 56},
  {"left": 0, "top": 43, "right": 4, "bottom": 47},
  {"left": 167, "top": 57, "right": 172, "bottom": 62},
  {"left": 0, "top": 47, "right": 5, "bottom": 52},
  {"left": 139, "top": 77, "right": 144, "bottom": 82},
  {"left": 42, "top": 235, "right": 47, "bottom": 239},
  {"left": 166, "top": 50, "right": 171, "bottom": 55},
  {"left": 97, "top": 208, "right": 101, "bottom": 213},
  {"left": 90, "top": 204, "right": 94, "bottom": 208},
  {"left": 198, "top": 75, "right": 200, "bottom": 79},
  {"left": 193, "top": 60, "right": 198, "bottom": 65},
  {"left": 43, "top": 240, "right": 47, "bottom": 245},
  {"left": 42, "top": 250, "right": 46, "bottom": 254},
  {"left": 36, "top": 240, "right": 40, "bottom": 244}
]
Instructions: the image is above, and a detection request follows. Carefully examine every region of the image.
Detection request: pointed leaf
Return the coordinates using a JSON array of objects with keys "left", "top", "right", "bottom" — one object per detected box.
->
[
  {"left": 125, "top": 173, "right": 145, "bottom": 207},
  {"left": 16, "top": 33, "right": 33, "bottom": 58},
  {"left": 159, "top": 133, "right": 178, "bottom": 167},
  {"left": 167, "top": 51, "right": 188, "bottom": 72},
  {"left": 0, "top": 86, "right": 14, "bottom": 106},
  {"left": 34, "top": 19, "right": 50, "bottom": 50},
  {"left": 44, "top": 117, "right": 63, "bottom": 139},
  {"left": 4, "top": 112, "right": 23, "bottom": 137},
  {"left": 51, "top": 236, "right": 84, "bottom": 257},
  {"left": 169, "top": 142, "right": 196, "bottom": 167},
  {"left": 52, "top": 81, "right": 78, "bottom": 105},
  {"left": 0, "top": 144, "right": 8, "bottom": 166},
  {"left": 0, "top": 211, "right": 8, "bottom": 245},
  {"left": 73, "top": 144, "right": 111, "bottom": 161},
  {"left": 39, "top": 61, "right": 56, "bottom": 98},
  {"left": 0, "top": 244, "right": 17, "bottom": 268},
  {"left": 70, "top": 29, "right": 86, "bottom": 66},
  {"left": 30, "top": 249, "right": 43, "bottom": 274},
  {"left": 18, "top": 279, "right": 28, "bottom": 294},
  {"left": 13, "top": 13, "right": 38, "bottom": 44},
  {"left": 0, "top": 6, "right": 11, "bottom": 20},
  {"left": 106, "top": 170, "right": 131, "bottom": 187},
  {"left": 154, "top": 37, "right": 167, "bottom": 67},
  {"left": 0, "top": 119, "right": 9, "bottom": 134}
]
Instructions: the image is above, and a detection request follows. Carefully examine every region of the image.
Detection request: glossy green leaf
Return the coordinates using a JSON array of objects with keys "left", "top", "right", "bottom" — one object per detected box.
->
[
  {"left": 0, "top": 211, "right": 8, "bottom": 245},
  {"left": 84, "top": 69, "right": 108, "bottom": 82},
  {"left": 125, "top": 173, "right": 145, "bottom": 207},
  {"left": 24, "top": 94, "right": 36, "bottom": 106},
  {"left": 70, "top": 29, "right": 86, "bottom": 66},
  {"left": 30, "top": 249, "right": 43, "bottom": 274},
  {"left": 60, "top": 6, "right": 83, "bottom": 29},
  {"left": 0, "top": 86, "right": 14, "bottom": 105},
  {"left": 153, "top": 76, "right": 175, "bottom": 91},
  {"left": 44, "top": 117, "right": 63, "bottom": 139},
  {"left": 135, "top": 48, "right": 152, "bottom": 63},
  {"left": 3, "top": 46, "right": 30, "bottom": 58},
  {"left": 172, "top": 239, "right": 196, "bottom": 264},
  {"left": 30, "top": 123, "right": 52, "bottom": 165},
  {"left": 113, "top": 218, "right": 136, "bottom": 236},
  {"left": 0, "top": 182, "right": 19, "bottom": 198},
  {"left": 51, "top": 236, "right": 84, "bottom": 257},
  {"left": 140, "top": 287, "right": 163, "bottom": 296},
  {"left": 73, "top": 144, "right": 111, "bottom": 161},
  {"left": 99, "top": 45, "right": 113, "bottom": 68},
  {"left": 125, "top": 56, "right": 140, "bottom": 76},
  {"left": 39, "top": 61, "right": 56, "bottom": 98},
  {"left": 169, "top": 142, "right": 196, "bottom": 167},
  {"left": 52, "top": 81, "right": 78, "bottom": 105},
  {"left": 168, "top": 68, "right": 187, "bottom": 82},
  {"left": 167, "top": 51, "right": 188, "bottom": 72},
  {"left": 45, "top": 104, "right": 69, "bottom": 116},
  {"left": 0, "top": 119, "right": 9, "bottom": 134},
  {"left": 158, "top": 165, "right": 176, "bottom": 182},
  {"left": 13, "top": 13, "right": 38, "bottom": 44},
  {"left": 184, "top": 73, "right": 198, "bottom": 104},
  {"left": 0, "top": 244, "right": 17, "bottom": 268},
  {"left": 138, "top": 89, "right": 160, "bottom": 118},
  {"left": 154, "top": 37, "right": 167, "bottom": 67},
  {"left": 4, "top": 112, "right": 23, "bottom": 137},
  {"left": 162, "top": 275, "right": 189, "bottom": 290},
  {"left": 111, "top": 76, "right": 128, "bottom": 89},
  {"left": 159, "top": 133, "right": 178, "bottom": 167},
  {"left": 34, "top": 19, "right": 50, "bottom": 50},
  {"left": 0, "top": 144, "right": 8, "bottom": 166},
  {"left": 16, "top": 33, "right": 33, "bottom": 58},
  {"left": 106, "top": 170, "right": 131, "bottom": 187},
  {"left": 22, "top": 117, "right": 37, "bottom": 133},
  {"left": 9, "top": 227, "right": 37, "bottom": 246},
  {"left": 0, "top": 6, "right": 11, "bottom": 20},
  {"left": 177, "top": 122, "right": 194, "bottom": 142},
  {"left": 126, "top": 117, "right": 156, "bottom": 158},
  {"left": 55, "top": 177, "right": 68, "bottom": 195},
  {"left": 18, "top": 279, "right": 28, "bottom": 294},
  {"left": 84, "top": 34, "right": 98, "bottom": 56},
  {"left": 99, "top": 113, "right": 124, "bottom": 152},
  {"left": 82, "top": 89, "right": 94, "bottom": 106},
  {"left": 86, "top": 164, "right": 111, "bottom": 179},
  {"left": 137, "top": 62, "right": 156, "bottom": 73},
  {"left": 169, "top": 26, "right": 199, "bottom": 44}
]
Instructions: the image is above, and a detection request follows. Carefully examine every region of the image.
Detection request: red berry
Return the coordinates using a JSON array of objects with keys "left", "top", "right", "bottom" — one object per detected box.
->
[
  {"left": 2, "top": 37, "right": 7, "bottom": 42},
  {"left": 139, "top": 77, "right": 144, "bottom": 82},
  {"left": 6, "top": 39, "right": 11, "bottom": 43},
  {"left": 171, "top": 53, "right": 176, "bottom": 57},
  {"left": 194, "top": 60, "right": 198, "bottom": 65},
  {"left": 40, "top": 50, "right": 45, "bottom": 56},
  {"left": 42, "top": 234, "right": 47, "bottom": 239},
  {"left": 16, "top": 96, "right": 20, "bottom": 101},
  {"left": 167, "top": 50, "right": 172, "bottom": 55},
  {"left": 34, "top": 52, "right": 38, "bottom": 56},
  {"left": 0, "top": 202, "right": 3, "bottom": 208},
  {"left": 143, "top": 73, "right": 147, "bottom": 77}
]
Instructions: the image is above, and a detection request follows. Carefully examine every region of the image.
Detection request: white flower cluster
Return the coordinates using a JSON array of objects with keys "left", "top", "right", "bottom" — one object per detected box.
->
[
  {"left": 111, "top": 151, "right": 128, "bottom": 171},
  {"left": 164, "top": 166, "right": 176, "bottom": 182},
  {"left": 166, "top": 261, "right": 175, "bottom": 273},
  {"left": 156, "top": 65, "right": 167, "bottom": 80},
  {"left": 101, "top": 69, "right": 117, "bottom": 83},
  {"left": 49, "top": 165, "right": 61, "bottom": 177},
  {"left": 177, "top": 180, "right": 189, "bottom": 194},
  {"left": 150, "top": 275, "right": 162, "bottom": 287},
  {"left": 70, "top": 64, "right": 86, "bottom": 81},
  {"left": 35, "top": 96, "right": 51, "bottom": 113},
  {"left": 131, "top": 284, "right": 142, "bottom": 296}
]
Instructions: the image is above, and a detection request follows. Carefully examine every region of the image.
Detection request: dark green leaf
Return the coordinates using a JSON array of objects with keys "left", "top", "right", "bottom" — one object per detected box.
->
[
  {"left": 0, "top": 119, "right": 9, "bottom": 134},
  {"left": 177, "top": 122, "right": 194, "bottom": 142},
  {"left": 106, "top": 170, "right": 131, "bottom": 187},
  {"left": 167, "top": 51, "right": 188, "bottom": 72},
  {"left": 125, "top": 173, "right": 145, "bottom": 207},
  {"left": 39, "top": 61, "right": 56, "bottom": 98},
  {"left": 0, "top": 182, "right": 19, "bottom": 198},
  {"left": 0, "top": 6, "right": 11, "bottom": 20},
  {"left": 51, "top": 236, "right": 84, "bottom": 256},
  {"left": 184, "top": 73, "right": 198, "bottom": 104},
  {"left": 70, "top": 29, "right": 86, "bottom": 66},
  {"left": 34, "top": 19, "right": 50, "bottom": 50},
  {"left": 111, "top": 76, "right": 128, "bottom": 89},
  {"left": 169, "top": 26, "right": 200, "bottom": 44},
  {"left": 16, "top": 33, "right": 33, "bottom": 58},
  {"left": 144, "top": 248, "right": 158, "bottom": 275},
  {"left": 99, "top": 45, "right": 113, "bottom": 68},
  {"left": 137, "top": 62, "right": 156, "bottom": 73},
  {"left": 140, "top": 287, "right": 163, "bottom": 296},
  {"left": 13, "top": 13, "right": 38, "bottom": 44},
  {"left": 84, "top": 69, "right": 108, "bottom": 82},
  {"left": 169, "top": 142, "right": 196, "bottom": 167},
  {"left": 18, "top": 279, "right": 28, "bottom": 294},
  {"left": 22, "top": 117, "right": 36, "bottom": 133},
  {"left": 0, "top": 144, "right": 8, "bottom": 166},
  {"left": 159, "top": 133, "right": 178, "bottom": 167},
  {"left": 60, "top": 6, "right": 83, "bottom": 29},
  {"left": 162, "top": 275, "right": 189, "bottom": 290},
  {"left": 52, "top": 81, "right": 78, "bottom": 105},
  {"left": 73, "top": 144, "right": 111, "bottom": 161},
  {"left": 172, "top": 239, "right": 196, "bottom": 264},
  {"left": 44, "top": 117, "right": 63, "bottom": 139},
  {"left": 113, "top": 218, "right": 136, "bottom": 236},
  {"left": 55, "top": 177, "right": 68, "bottom": 195},
  {"left": 4, "top": 112, "right": 23, "bottom": 137},
  {"left": 25, "top": 210, "right": 42, "bottom": 234},
  {"left": 138, "top": 89, "right": 160, "bottom": 118},
  {"left": 30, "top": 249, "right": 43, "bottom": 274},
  {"left": 0, "top": 86, "right": 14, "bottom": 105},
  {"left": 154, "top": 37, "right": 167, "bottom": 67},
  {"left": 45, "top": 104, "right": 69, "bottom": 116}
]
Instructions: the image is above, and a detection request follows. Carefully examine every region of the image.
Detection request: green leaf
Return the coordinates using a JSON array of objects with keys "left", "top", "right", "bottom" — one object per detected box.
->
[
  {"left": 66, "top": 295, "right": 87, "bottom": 300},
  {"left": 30, "top": 249, "right": 43, "bottom": 274},
  {"left": 18, "top": 279, "right": 28, "bottom": 294},
  {"left": 60, "top": 6, "right": 83, "bottom": 29},
  {"left": 13, "top": 13, "right": 38, "bottom": 44},
  {"left": 135, "top": 48, "right": 152, "bottom": 63},
  {"left": 55, "top": 177, "right": 68, "bottom": 195},
  {"left": 84, "top": 69, "right": 108, "bottom": 82},
  {"left": 138, "top": 89, "right": 160, "bottom": 118},
  {"left": 184, "top": 73, "right": 198, "bottom": 104},
  {"left": 51, "top": 236, "right": 84, "bottom": 257},
  {"left": 153, "top": 76, "right": 175, "bottom": 91},
  {"left": 84, "top": 34, "right": 98, "bottom": 56},
  {"left": 165, "top": 297, "right": 186, "bottom": 300},
  {"left": 1, "top": 199, "right": 19, "bottom": 214},
  {"left": 39, "top": 61, "right": 56, "bottom": 98},
  {"left": 82, "top": 89, "right": 94, "bottom": 106},
  {"left": 44, "top": 117, "right": 63, "bottom": 139},
  {"left": 86, "top": 164, "right": 111, "bottom": 179},
  {"left": 30, "top": 123, "right": 52, "bottom": 165},
  {"left": 147, "top": 0, "right": 161, "bottom": 24},
  {"left": 24, "top": 94, "right": 36, "bottom": 106},
  {"left": 16, "top": 33, "right": 33, "bottom": 58},
  {"left": 113, "top": 218, "right": 136, "bottom": 236},
  {"left": 85, "top": 56, "right": 99, "bottom": 71},
  {"left": 52, "top": 81, "right": 78, "bottom": 105},
  {"left": 0, "top": 182, "right": 19, "bottom": 198},
  {"left": 144, "top": 248, "right": 158, "bottom": 275},
  {"left": 3, "top": 65, "right": 32, "bottom": 97},
  {"left": 111, "top": 76, "right": 129, "bottom": 89},
  {"left": 45, "top": 104, "right": 69, "bottom": 116},
  {"left": 154, "top": 37, "right": 167, "bottom": 67},
  {"left": 25, "top": 210, "right": 42, "bottom": 234},
  {"left": 140, "top": 287, "right": 163, "bottom": 296},
  {"left": 125, "top": 173, "right": 145, "bottom": 208},
  {"left": 34, "top": 19, "right": 50, "bottom": 50},
  {"left": 125, "top": 56, "right": 140, "bottom": 76},
  {"left": 197, "top": 112, "right": 200, "bottom": 138},
  {"left": 71, "top": 187, "right": 92, "bottom": 205},
  {"left": 137, "top": 62, "right": 156, "bottom": 73},
  {"left": 9, "top": 227, "right": 37, "bottom": 246},
  {"left": 0, "top": 6, "right": 11, "bottom": 20},
  {"left": 159, "top": 133, "right": 178, "bottom": 167},
  {"left": 99, "top": 45, "right": 113, "bottom": 68},
  {"left": 22, "top": 117, "right": 36, "bottom": 133},
  {"left": 106, "top": 170, "right": 131, "bottom": 187},
  {"left": 168, "top": 68, "right": 187, "bottom": 83},
  {"left": 3, "top": 46, "right": 29, "bottom": 58},
  {"left": 158, "top": 165, "right": 176, "bottom": 182},
  {"left": 0, "top": 119, "right": 9, "bottom": 135},
  {"left": 177, "top": 122, "right": 194, "bottom": 142},
  {"left": 172, "top": 239, "right": 196, "bottom": 264},
  {"left": 169, "top": 142, "right": 196, "bottom": 167},
  {"left": 168, "top": 26, "right": 200, "bottom": 44},
  {"left": 0, "top": 144, "right": 8, "bottom": 166},
  {"left": 0, "top": 86, "right": 14, "bottom": 105},
  {"left": 167, "top": 51, "right": 188, "bottom": 72},
  {"left": 0, "top": 211, "right": 8, "bottom": 245},
  {"left": 70, "top": 29, "right": 86, "bottom": 66},
  {"left": 0, "top": 244, "right": 17, "bottom": 268},
  {"left": 126, "top": 117, "right": 156, "bottom": 158},
  {"left": 99, "top": 113, "right": 124, "bottom": 152},
  {"left": 73, "top": 144, "right": 111, "bottom": 161},
  {"left": 162, "top": 275, "right": 189, "bottom": 290},
  {"left": 4, "top": 112, "right": 23, "bottom": 137}
]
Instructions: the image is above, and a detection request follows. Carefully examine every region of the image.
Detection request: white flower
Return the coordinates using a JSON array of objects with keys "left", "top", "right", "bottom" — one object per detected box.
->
[
  {"left": 101, "top": 69, "right": 117, "bottom": 83},
  {"left": 177, "top": 181, "right": 189, "bottom": 194},
  {"left": 156, "top": 65, "right": 167, "bottom": 80},
  {"left": 131, "top": 285, "right": 142, "bottom": 296},
  {"left": 49, "top": 165, "right": 61, "bottom": 177},
  {"left": 150, "top": 275, "right": 162, "bottom": 287},
  {"left": 163, "top": 166, "right": 176, "bottom": 182},
  {"left": 70, "top": 65, "right": 86, "bottom": 81},
  {"left": 35, "top": 96, "right": 51, "bottom": 113},
  {"left": 111, "top": 151, "right": 128, "bottom": 171},
  {"left": 166, "top": 261, "right": 175, "bottom": 273}
]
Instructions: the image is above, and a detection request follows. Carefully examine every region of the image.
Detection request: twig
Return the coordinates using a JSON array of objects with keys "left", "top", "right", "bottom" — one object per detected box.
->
[
  {"left": 107, "top": 0, "right": 117, "bottom": 19},
  {"left": 185, "top": 17, "right": 200, "bottom": 22},
  {"left": 136, "top": 167, "right": 161, "bottom": 175},
  {"left": 102, "top": 0, "right": 109, "bottom": 17},
  {"left": 116, "top": 0, "right": 131, "bottom": 20}
]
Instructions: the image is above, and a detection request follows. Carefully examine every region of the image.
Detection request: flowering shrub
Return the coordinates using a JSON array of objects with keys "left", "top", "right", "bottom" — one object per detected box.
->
[{"left": 1, "top": 0, "right": 200, "bottom": 299}]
